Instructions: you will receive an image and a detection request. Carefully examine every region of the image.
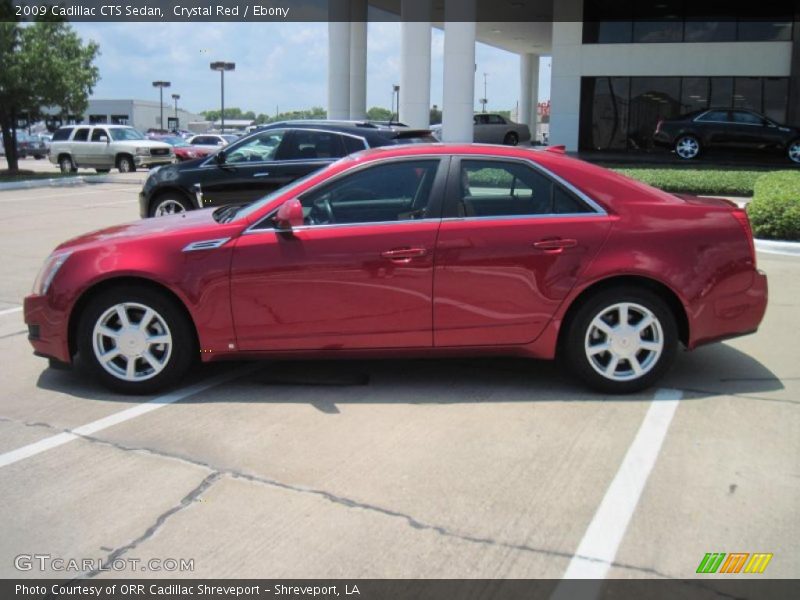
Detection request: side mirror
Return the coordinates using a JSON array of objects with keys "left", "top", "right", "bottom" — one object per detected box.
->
[
  {"left": 99, "top": 136, "right": 109, "bottom": 143},
  {"left": 274, "top": 198, "right": 304, "bottom": 231},
  {"left": 214, "top": 150, "right": 226, "bottom": 165}
]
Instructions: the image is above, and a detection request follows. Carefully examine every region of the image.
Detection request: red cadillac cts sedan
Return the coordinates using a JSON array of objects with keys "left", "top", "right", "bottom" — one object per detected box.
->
[{"left": 24, "top": 144, "right": 767, "bottom": 395}]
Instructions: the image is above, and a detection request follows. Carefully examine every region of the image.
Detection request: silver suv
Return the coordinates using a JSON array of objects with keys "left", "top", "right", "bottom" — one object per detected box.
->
[{"left": 49, "top": 125, "right": 174, "bottom": 174}]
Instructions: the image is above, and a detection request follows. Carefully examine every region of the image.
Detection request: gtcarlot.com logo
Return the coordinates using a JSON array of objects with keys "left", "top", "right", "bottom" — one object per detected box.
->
[
  {"left": 14, "top": 553, "right": 194, "bottom": 573},
  {"left": 696, "top": 552, "right": 773, "bottom": 574}
]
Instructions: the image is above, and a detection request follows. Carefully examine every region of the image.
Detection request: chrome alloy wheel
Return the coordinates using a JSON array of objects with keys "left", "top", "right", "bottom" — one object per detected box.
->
[
  {"left": 154, "top": 199, "right": 187, "bottom": 216},
  {"left": 92, "top": 302, "right": 173, "bottom": 382},
  {"left": 675, "top": 136, "right": 699, "bottom": 159},
  {"left": 789, "top": 141, "right": 800, "bottom": 164},
  {"left": 584, "top": 302, "right": 664, "bottom": 382}
]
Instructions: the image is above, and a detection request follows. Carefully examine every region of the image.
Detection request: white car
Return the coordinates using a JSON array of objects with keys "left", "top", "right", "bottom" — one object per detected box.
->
[
  {"left": 49, "top": 125, "right": 174, "bottom": 173},
  {"left": 186, "top": 133, "right": 239, "bottom": 153}
]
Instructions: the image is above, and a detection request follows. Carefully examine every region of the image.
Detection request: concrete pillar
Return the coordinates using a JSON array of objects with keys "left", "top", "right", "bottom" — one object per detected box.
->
[
  {"left": 519, "top": 53, "right": 539, "bottom": 139},
  {"left": 549, "top": 0, "right": 583, "bottom": 150},
  {"left": 441, "top": 0, "right": 476, "bottom": 142},
  {"left": 328, "top": 20, "right": 351, "bottom": 120},
  {"left": 399, "top": 0, "right": 432, "bottom": 129},
  {"left": 349, "top": 0, "right": 367, "bottom": 120}
]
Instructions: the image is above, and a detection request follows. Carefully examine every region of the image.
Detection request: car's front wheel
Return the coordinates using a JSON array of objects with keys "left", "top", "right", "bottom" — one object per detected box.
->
[
  {"left": 117, "top": 155, "right": 136, "bottom": 173},
  {"left": 674, "top": 135, "right": 701, "bottom": 160},
  {"left": 150, "top": 194, "right": 192, "bottom": 217},
  {"left": 788, "top": 139, "right": 800, "bottom": 164},
  {"left": 563, "top": 287, "right": 678, "bottom": 394},
  {"left": 504, "top": 132, "right": 519, "bottom": 146},
  {"left": 77, "top": 286, "right": 197, "bottom": 394}
]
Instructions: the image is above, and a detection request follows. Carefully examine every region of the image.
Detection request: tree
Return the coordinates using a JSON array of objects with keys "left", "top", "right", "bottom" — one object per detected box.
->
[
  {"left": 429, "top": 106, "right": 442, "bottom": 125},
  {"left": 0, "top": 7, "right": 99, "bottom": 173},
  {"left": 366, "top": 106, "right": 392, "bottom": 122}
]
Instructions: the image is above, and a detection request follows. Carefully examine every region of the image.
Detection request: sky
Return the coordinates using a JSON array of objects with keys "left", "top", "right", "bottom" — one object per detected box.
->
[{"left": 71, "top": 22, "right": 551, "bottom": 117}]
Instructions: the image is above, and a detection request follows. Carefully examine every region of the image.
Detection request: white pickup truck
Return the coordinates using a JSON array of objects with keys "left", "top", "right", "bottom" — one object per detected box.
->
[{"left": 49, "top": 124, "right": 174, "bottom": 173}]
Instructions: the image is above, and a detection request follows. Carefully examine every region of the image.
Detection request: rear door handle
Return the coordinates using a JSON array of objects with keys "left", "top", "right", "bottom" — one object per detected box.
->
[
  {"left": 381, "top": 247, "right": 428, "bottom": 262},
  {"left": 533, "top": 238, "right": 578, "bottom": 253}
]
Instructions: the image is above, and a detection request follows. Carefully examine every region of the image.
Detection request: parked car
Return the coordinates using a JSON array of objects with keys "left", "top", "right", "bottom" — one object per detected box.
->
[
  {"left": 0, "top": 131, "right": 47, "bottom": 159},
  {"left": 26, "top": 144, "right": 766, "bottom": 395},
  {"left": 49, "top": 125, "right": 174, "bottom": 173},
  {"left": 186, "top": 133, "right": 239, "bottom": 151},
  {"left": 139, "top": 121, "right": 437, "bottom": 217},
  {"left": 150, "top": 135, "right": 215, "bottom": 162},
  {"left": 431, "top": 114, "right": 531, "bottom": 145},
  {"left": 654, "top": 108, "right": 800, "bottom": 163}
]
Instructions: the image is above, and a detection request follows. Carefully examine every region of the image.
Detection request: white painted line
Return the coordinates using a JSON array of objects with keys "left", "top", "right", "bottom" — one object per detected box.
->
[
  {"left": 552, "top": 388, "right": 682, "bottom": 594},
  {"left": 757, "top": 248, "right": 800, "bottom": 258},
  {"left": 0, "top": 186, "right": 139, "bottom": 203},
  {"left": 0, "top": 307, "right": 23, "bottom": 317},
  {"left": 0, "top": 364, "right": 257, "bottom": 469}
]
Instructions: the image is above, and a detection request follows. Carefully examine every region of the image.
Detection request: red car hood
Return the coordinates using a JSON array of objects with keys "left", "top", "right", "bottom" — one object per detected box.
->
[{"left": 55, "top": 209, "right": 222, "bottom": 252}]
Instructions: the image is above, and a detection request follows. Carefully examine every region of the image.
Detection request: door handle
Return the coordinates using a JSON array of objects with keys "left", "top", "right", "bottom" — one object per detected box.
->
[
  {"left": 381, "top": 247, "right": 428, "bottom": 262},
  {"left": 253, "top": 172, "right": 271, "bottom": 178},
  {"left": 533, "top": 238, "right": 578, "bottom": 253}
]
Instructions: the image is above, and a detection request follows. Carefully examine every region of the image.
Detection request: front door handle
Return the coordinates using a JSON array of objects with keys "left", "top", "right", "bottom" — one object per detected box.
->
[
  {"left": 381, "top": 247, "right": 428, "bottom": 263},
  {"left": 533, "top": 238, "right": 578, "bottom": 253},
  {"left": 253, "top": 172, "right": 271, "bottom": 178}
]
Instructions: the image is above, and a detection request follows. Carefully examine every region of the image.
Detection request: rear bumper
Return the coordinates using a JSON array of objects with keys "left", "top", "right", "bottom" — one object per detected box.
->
[
  {"left": 689, "top": 269, "right": 768, "bottom": 349},
  {"left": 23, "top": 294, "right": 71, "bottom": 364}
]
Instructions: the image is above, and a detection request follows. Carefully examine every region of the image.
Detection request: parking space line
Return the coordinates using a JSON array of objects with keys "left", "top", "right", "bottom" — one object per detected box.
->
[
  {"left": 0, "top": 186, "right": 140, "bottom": 203},
  {"left": 553, "top": 388, "right": 682, "bottom": 590},
  {"left": 0, "top": 364, "right": 257, "bottom": 469},
  {"left": 0, "top": 307, "right": 22, "bottom": 317}
]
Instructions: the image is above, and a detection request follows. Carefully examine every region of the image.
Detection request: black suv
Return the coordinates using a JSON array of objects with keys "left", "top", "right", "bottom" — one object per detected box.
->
[
  {"left": 653, "top": 108, "right": 800, "bottom": 163},
  {"left": 139, "top": 121, "right": 436, "bottom": 217}
]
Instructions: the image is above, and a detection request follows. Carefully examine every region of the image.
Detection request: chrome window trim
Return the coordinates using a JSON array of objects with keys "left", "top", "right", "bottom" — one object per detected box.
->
[
  {"left": 693, "top": 110, "right": 732, "bottom": 125},
  {"left": 242, "top": 218, "right": 441, "bottom": 235}
]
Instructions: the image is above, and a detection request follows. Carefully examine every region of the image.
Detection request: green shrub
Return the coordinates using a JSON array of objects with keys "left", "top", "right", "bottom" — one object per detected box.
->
[
  {"left": 610, "top": 167, "right": 763, "bottom": 196},
  {"left": 747, "top": 171, "right": 800, "bottom": 241}
]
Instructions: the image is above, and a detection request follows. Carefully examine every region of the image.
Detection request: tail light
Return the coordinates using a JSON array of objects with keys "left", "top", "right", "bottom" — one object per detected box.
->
[
  {"left": 731, "top": 208, "right": 756, "bottom": 268},
  {"left": 655, "top": 119, "right": 664, "bottom": 134}
]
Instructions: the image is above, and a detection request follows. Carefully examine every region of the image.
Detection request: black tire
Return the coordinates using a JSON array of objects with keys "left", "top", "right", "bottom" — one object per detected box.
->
[
  {"left": 59, "top": 155, "right": 77, "bottom": 174},
  {"left": 149, "top": 194, "right": 193, "bottom": 217},
  {"left": 96, "top": 168, "right": 111, "bottom": 174},
  {"left": 77, "top": 285, "right": 197, "bottom": 394},
  {"left": 562, "top": 287, "right": 678, "bottom": 394},
  {"left": 674, "top": 134, "right": 701, "bottom": 160},
  {"left": 117, "top": 155, "right": 136, "bottom": 173},
  {"left": 503, "top": 132, "right": 519, "bottom": 146},
  {"left": 787, "top": 139, "right": 800, "bottom": 164}
]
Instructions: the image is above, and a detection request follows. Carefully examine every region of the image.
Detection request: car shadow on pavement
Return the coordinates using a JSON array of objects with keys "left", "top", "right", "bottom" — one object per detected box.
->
[{"left": 34, "top": 341, "right": 783, "bottom": 405}]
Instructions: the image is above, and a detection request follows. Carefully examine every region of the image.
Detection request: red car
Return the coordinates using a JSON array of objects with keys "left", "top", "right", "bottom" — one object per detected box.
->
[
  {"left": 150, "top": 135, "right": 215, "bottom": 162},
  {"left": 24, "top": 144, "right": 767, "bottom": 395}
]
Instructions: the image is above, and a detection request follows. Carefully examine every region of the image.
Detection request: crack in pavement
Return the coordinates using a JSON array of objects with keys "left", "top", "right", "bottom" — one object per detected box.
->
[{"left": 678, "top": 387, "right": 800, "bottom": 406}]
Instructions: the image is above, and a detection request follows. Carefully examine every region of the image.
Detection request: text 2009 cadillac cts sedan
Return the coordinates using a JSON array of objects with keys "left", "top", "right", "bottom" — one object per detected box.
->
[{"left": 25, "top": 144, "right": 767, "bottom": 395}]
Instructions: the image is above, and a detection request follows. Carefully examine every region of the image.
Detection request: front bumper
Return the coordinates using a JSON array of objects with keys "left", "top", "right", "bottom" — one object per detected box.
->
[
  {"left": 23, "top": 294, "right": 71, "bottom": 364},
  {"left": 135, "top": 155, "right": 175, "bottom": 167}
]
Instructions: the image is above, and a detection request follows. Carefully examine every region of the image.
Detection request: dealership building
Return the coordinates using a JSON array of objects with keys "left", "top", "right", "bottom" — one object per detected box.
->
[{"left": 328, "top": 0, "right": 799, "bottom": 152}]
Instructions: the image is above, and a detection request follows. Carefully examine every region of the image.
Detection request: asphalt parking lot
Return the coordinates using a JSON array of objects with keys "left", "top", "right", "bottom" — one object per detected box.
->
[{"left": 0, "top": 179, "right": 797, "bottom": 581}]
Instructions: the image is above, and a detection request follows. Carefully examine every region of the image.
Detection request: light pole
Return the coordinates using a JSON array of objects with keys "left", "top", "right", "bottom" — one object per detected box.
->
[
  {"left": 209, "top": 61, "right": 235, "bottom": 133},
  {"left": 479, "top": 72, "right": 488, "bottom": 113},
  {"left": 152, "top": 81, "right": 171, "bottom": 132},
  {"left": 171, "top": 93, "right": 180, "bottom": 130}
]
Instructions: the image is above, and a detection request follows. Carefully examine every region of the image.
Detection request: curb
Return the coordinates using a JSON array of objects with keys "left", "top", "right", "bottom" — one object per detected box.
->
[
  {"left": 0, "top": 174, "right": 145, "bottom": 191},
  {"left": 755, "top": 239, "right": 800, "bottom": 257}
]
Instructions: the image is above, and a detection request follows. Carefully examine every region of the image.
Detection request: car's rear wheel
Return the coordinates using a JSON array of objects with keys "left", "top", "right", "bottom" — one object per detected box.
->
[
  {"left": 77, "top": 286, "right": 196, "bottom": 394},
  {"left": 59, "top": 155, "right": 76, "bottom": 174},
  {"left": 117, "top": 155, "right": 136, "bottom": 173},
  {"left": 674, "top": 135, "right": 700, "bottom": 160},
  {"left": 563, "top": 287, "right": 678, "bottom": 394},
  {"left": 504, "top": 132, "right": 519, "bottom": 146},
  {"left": 788, "top": 139, "right": 800, "bottom": 164},
  {"left": 150, "top": 194, "right": 192, "bottom": 217}
]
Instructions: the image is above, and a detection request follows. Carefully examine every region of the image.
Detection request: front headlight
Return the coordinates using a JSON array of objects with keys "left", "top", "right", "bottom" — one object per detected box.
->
[
  {"left": 135, "top": 147, "right": 151, "bottom": 156},
  {"left": 32, "top": 251, "right": 73, "bottom": 295}
]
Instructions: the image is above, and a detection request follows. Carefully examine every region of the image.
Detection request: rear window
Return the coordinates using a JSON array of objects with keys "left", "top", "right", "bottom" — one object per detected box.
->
[{"left": 52, "top": 127, "right": 73, "bottom": 141}]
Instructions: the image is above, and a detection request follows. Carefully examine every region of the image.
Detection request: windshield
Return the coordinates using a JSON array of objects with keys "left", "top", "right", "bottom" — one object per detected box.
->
[
  {"left": 109, "top": 128, "right": 146, "bottom": 141},
  {"left": 232, "top": 164, "right": 340, "bottom": 222}
]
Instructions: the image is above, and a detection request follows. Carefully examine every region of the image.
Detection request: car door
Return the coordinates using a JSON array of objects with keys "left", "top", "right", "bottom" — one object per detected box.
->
[
  {"left": 69, "top": 127, "right": 91, "bottom": 165},
  {"left": 86, "top": 127, "right": 112, "bottom": 167},
  {"left": 730, "top": 111, "right": 771, "bottom": 148},
  {"left": 433, "top": 157, "right": 613, "bottom": 347},
  {"left": 229, "top": 157, "right": 448, "bottom": 351}
]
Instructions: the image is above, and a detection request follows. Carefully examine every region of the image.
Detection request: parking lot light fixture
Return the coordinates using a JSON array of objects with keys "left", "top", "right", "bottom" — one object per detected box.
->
[
  {"left": 172, "top": 93, "right": 181, "bottom": 130},
  {"left": 152, "top": 81, "right": 171, "bottom": 133},
  {"left": 210, "top": 61, "right": 235, "bottom": 133}
]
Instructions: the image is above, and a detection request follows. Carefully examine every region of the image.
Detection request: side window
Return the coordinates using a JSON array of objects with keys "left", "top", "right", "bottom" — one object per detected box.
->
[
  {"left": 90, "top": 128, "right": 108, "bottom": 141},
  {"left": 191, "top": 136, "right": 209, "bottom": 145},
  {"left": 52, "top": 128, "right": 72, "bottom": 141},
  {"left": 697, "top": 110, "right": 729, "bottom": 123},
  {"left": 458, "top": 160, "right": 591, "bottom": 218},
  {"left": 280, "top": 130, "right": 347, "bottom": 160},
  {"left": 225, "top": 130, "right": 285, "bottom": 164},
  {"left": 342, "top": 135, "right": 367, "bottom": 155},
  {"left": 72, "top": 128, "right": 90, "bottom": 142},
  {"left": 298, "top": 160, "right": 440, "bottom": 225},
  {"left": 487, "top": 114, "right": 505, "bottom": 125},
  {"left": 732, "top": 111, "right": 763, "bottom": 125}
]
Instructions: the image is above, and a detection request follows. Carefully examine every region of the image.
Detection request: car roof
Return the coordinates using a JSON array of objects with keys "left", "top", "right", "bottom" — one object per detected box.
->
[{"left": 258, "top": 120, "right": 424, "bottom": 134}]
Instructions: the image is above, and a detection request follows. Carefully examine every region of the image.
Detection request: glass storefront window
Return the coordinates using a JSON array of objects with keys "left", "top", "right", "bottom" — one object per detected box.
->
[
  {"left": 763, "top": 78, "right": 789, "bottom": 123},
  {"left": 628, "top": 78, "right": 682, "bottom": 150},
  {"left": 579, "top": 77, "right": 630, "bottom": 150},
  {"left": 733, "top": 77, "right": 763, "bottom": 112}
]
